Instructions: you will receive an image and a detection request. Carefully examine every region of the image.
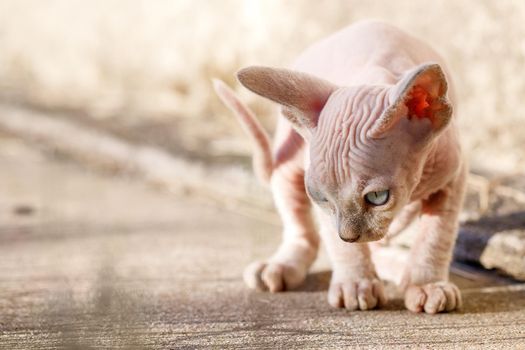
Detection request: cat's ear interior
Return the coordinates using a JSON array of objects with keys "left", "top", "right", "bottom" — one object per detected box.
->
[
  {"left": 237, "top": 66, "right": 337, "bottom": 137},
  {"left": 369, "top": 63, "right": 452, "bottom": 140}
]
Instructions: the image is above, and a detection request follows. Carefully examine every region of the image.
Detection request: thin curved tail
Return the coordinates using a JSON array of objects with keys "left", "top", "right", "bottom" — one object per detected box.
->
[{"left": 212, "top": 79, "right": 273, "bottom": 183}]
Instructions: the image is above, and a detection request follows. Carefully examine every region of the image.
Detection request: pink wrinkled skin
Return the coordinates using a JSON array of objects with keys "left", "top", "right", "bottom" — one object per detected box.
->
[{"left": 214, "top": 20, "right": 466, "bottom": 314}]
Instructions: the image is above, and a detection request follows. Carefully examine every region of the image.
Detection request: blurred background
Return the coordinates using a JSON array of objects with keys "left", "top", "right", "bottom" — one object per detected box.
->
[{"left": 1, "top": 1, "right": 525, "bottom": 347}]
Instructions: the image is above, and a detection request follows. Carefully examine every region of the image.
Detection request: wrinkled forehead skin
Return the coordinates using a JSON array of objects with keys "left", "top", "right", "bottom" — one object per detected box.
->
[{"left": 308, "top": 85, "right": 413, "bottom": 195}]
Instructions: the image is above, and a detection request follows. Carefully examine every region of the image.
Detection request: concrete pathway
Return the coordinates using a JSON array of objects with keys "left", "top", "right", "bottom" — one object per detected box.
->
[{"left": 0, "top": 134, "right": 524, "bottom": 349}]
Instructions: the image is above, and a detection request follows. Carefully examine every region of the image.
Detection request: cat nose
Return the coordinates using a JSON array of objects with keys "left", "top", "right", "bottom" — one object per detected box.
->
[
  {"left": 339, "top": 232, "right": 361, "bottom": 243},
  {"left": 336, "top": 214, "right": 363, "bottom": 242}
]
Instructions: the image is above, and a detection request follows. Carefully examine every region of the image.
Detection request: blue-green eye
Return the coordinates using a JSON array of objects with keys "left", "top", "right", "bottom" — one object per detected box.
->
[{"left": 365, "top": 190, "right": 390, "bottom": 206}]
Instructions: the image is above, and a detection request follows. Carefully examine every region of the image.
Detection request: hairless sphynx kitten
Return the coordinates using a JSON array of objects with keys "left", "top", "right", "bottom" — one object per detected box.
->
[{"left": 214, "top": 20, "right": 466, "bottom": 314}]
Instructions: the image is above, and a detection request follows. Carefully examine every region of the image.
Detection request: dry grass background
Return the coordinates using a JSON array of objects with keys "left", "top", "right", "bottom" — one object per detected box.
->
[{"left": 0, "top": 0, "right": 524, "bottom": 173}]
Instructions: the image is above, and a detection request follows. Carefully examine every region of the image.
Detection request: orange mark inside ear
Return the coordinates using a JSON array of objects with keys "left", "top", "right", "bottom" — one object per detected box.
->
[{"left": 406, "top": 85, "right": 432, "bottom": 119}]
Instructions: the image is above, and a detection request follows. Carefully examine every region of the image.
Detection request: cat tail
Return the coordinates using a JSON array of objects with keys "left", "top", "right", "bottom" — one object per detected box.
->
[{"left": 212, "top": 79, "right": 273, "bottom": 183}]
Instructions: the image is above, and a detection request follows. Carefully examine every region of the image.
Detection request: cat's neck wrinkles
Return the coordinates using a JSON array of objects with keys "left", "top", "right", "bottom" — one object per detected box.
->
[{"left": 411, "top": 132, "right": 462, "bottom": 201}]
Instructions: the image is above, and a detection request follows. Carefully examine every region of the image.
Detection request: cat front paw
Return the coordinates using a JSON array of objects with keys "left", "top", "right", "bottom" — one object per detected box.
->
[
  {"left": 328, "top": 275, "right": 387, "bottom": 311},
  {"left": 243, "top": 241, "right": 316, "bottom": 292},
  {"left": 243, "top": 260, "right": 308, "bottom": 292},
  {"left": 404, "top": 281, "right": 462, "bottom": 314}
]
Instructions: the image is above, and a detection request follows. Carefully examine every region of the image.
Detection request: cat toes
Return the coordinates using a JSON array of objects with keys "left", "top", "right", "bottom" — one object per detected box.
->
[
  {"left": 404, "top": 281, "right": 462, "bottom": 314},
  {"left": 328, "top": 277, "right": 387, "bottom": 311},
  {"left": 243, "top": 260, "right": 307, "bottom": 292}
]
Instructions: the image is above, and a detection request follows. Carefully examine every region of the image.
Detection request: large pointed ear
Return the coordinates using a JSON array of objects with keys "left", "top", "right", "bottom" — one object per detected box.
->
[
  {"left": 237, "top": 66, "right": 337, "bottom": 136},
  {"left": 369, "top": 63, "right": 452, "bottom": 140}
]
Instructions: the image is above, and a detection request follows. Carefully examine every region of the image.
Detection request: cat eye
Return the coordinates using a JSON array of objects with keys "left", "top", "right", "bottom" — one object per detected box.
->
[
  {"left": 306, "top": 183, "right": 328, "bottom": 204},
  {"left": 307, "top": 185, "right": 328, "bottom": 204},
  {"left": 364, "top": 190, "right": 390, "bottom": 206},
  {"left": 313, "top": 193, "right": 328, "bottom": 203}
]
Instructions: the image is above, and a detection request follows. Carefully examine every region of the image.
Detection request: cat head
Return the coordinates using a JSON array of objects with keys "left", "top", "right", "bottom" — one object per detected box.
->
[{"left": 237, "top": 64, "right": 452, "bottom": 242}]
